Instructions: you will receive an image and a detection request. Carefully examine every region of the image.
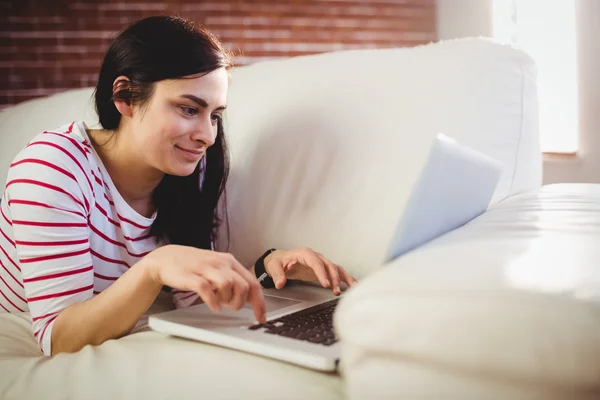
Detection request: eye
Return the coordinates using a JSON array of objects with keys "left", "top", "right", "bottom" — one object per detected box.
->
[
  {"left": 211, "top": 113, "right": 223, "bottom": 125},
  {"left": 180, "top": 106, "right": 198, "bottom": 117}
]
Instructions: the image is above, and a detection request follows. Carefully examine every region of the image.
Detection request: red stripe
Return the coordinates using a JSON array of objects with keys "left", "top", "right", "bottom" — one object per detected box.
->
[
  {"left": 6, "top": 179, "right": 85, "bottom": 210},
  {"left": 91, "top": 170, "right": 103, "bottom": 186},
  {"left": 12, "top": 220, "right": 87, "bottom": 228},
  {"left": 0, "top": 205, "right": 11, "bottom": 226},
  {"left": 23, "top": 265, "right": 93, "bottom": 283},
  {"left": 28, "top": 284, "right": 94, "bottom": 302},
  {"left": 16, "top": 238, "right": 88, "bottom": 247},
  {"left": 0, "top": 226, "right": 15, "bottom": 247},
  {"left": 94, "top": 272, "right": 119, "bottom": 281},
  {"left": 95, "top": 203, "right": 121, "bottom": 228},
  {"left": 27, "top": 141, "right": 93, "bottom": 210},
  {"left": 20, "top": 247, "right": 90, "bottom": 264},
  {"left": 10, "top": 158, "right": 77, "bottom": 182},
  {"left": 32, "top": 311, "right": 58, "bottom": 322},
  {"left": 90, "top": 224, "right": 150, "bottom": 258},
  {"left": 0, "top": 244, "right": 20, "bottom": 272},
  {"left": 0, "top": 259, "right": 23, "bottom": 288},
  {"left": 0, "top": 287, "right": 24, "bottom": 312},
  {"left": 0, "top": 301, "right": 9, "bottom": 313},
  {"left": 124, "top": 233, "right": 152, "bottom": 242},
  {"left": 0, "top": 274, "right": 26, "bottom": 303},
  {"left": 103, "top": 193, "right": 115, "bottom": 206},
  {"left": 117, "top": 213, "right": 151, "bottom": 230},
  {"left": 43, "top": 131, "right": 87, "bottom": 158},
  {"left": 90, "top": 249, "right": 131, "bottom": 268},
  {"left": 8, "top": 199, "right": 85, "bottom": 219},
  {"left": 37, "top": 315, "right": 58, "bottom": 348},
  {"left": 66, "top": 121, "right": 75, "bottom": 134}
]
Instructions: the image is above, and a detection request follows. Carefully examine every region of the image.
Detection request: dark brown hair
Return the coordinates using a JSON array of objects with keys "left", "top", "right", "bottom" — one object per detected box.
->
[{"left": 93, "top": 16, "right": 232, "bottom": 250}]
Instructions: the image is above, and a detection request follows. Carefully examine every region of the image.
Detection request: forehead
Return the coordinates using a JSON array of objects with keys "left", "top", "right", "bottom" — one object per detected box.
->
[{"left": 156, "top": 68, "right": 229, "bottom": 106}]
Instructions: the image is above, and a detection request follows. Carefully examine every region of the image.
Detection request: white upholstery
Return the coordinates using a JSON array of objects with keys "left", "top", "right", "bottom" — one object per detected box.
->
[
  {"left": 3, "top": 38, "right": 590, "bottom": 399},
  {"left": 0, "top": 291, "right": 343, "bottom": 400},
  {"left": 335, "top": 184, "right": 600, "bottom": 399},
  {"left": 221, "top": 37, "right": 541, "bottom": 276}
]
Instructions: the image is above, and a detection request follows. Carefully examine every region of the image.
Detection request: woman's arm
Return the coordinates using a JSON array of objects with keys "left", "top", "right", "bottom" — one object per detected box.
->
[
  {"left": 52, "top": 245, "right": 267, "bottom": 354},
  {"left": 51, "top": 256, "right": 162, "bottom": 354}
]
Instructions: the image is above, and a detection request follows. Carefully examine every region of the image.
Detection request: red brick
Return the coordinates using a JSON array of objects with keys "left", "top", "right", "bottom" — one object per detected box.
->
[{"left": 0, "top": 0, "right": 437, "bottom": 107}]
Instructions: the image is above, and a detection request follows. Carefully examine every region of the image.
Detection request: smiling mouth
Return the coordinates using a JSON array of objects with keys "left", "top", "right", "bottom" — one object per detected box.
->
[{"left": 175, "top": 145, "right": 204, "bottom": 158}]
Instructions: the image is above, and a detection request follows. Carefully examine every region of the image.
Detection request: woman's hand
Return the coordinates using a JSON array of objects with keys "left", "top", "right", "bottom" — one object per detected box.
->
[
  {"left": 146, "top": 245, "right": 266, "bottom": 323},
  {"left": 263, "top": 248, "right": 357, "bottom": 295}
]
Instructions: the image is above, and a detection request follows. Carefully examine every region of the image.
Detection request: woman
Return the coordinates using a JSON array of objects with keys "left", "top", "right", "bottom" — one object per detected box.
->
[{"left": 0, "top": 16, "right": 356, "bottom": 356}]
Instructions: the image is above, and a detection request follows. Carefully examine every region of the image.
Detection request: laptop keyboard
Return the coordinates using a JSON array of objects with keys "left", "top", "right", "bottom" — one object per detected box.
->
[{"left": 248, "top": 298, "right": 340, "bottom": 346}]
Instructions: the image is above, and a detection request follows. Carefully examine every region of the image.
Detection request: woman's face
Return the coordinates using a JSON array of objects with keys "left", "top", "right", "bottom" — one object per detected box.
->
[{"left": 130, "top": 67, "right": 229, "bottom": 177}]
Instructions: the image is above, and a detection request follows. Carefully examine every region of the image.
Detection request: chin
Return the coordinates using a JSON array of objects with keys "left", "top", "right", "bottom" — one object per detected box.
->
[{"left": 165, "top": 162, "right": 199, "bottom": 177}]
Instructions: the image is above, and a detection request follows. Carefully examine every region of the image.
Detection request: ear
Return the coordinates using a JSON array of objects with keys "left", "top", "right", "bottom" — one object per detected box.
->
[{"left": 112, "top": 75, "right": 134, "bottom": 118}]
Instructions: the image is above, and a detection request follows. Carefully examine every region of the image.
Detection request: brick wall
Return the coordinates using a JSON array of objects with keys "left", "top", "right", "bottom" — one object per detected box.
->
[{"left": 0, "top": 0, "right": 437, "bottom": 109}]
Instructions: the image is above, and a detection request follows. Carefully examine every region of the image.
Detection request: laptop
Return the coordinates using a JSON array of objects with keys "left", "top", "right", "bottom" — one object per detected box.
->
[{"left": 148, "top": 133, "right": 504, "bottom": 372}]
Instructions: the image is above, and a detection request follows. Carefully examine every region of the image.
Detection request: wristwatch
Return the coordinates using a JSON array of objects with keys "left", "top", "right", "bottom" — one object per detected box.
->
[{"left": 254, "top": 248, "right": 277, "bottom": 288}]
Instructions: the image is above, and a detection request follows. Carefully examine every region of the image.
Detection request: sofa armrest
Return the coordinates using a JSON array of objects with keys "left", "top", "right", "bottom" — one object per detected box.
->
[{"left": 334, "top": 185, "right": 600, "bottom": 399}]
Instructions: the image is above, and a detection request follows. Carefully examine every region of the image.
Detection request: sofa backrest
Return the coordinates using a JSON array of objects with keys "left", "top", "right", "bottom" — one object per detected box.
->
[
  {"left": 221, "top": 37, "right": 541, "bottom": 275},
  {"left": 0, "top": 38, "right": 540, "bottom": 277}
]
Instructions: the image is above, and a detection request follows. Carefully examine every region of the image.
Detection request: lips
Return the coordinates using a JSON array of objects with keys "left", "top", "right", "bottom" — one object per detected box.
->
[
  {"left": 177, "top": 146, "right": 202, "bottom": 155},
  {"left": 175, "top": 145, "right": 204, "bottom": 160}
]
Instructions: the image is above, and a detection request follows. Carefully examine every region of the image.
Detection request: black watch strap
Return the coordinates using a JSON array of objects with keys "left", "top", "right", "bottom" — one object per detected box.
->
[{"left": 254, "top": 248, "right": 277, "bottom": 288}]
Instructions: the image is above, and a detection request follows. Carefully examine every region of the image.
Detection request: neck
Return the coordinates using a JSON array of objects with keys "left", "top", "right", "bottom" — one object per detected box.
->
[{"left": 88, "top": 125, "right": 163, "bottom": 217}]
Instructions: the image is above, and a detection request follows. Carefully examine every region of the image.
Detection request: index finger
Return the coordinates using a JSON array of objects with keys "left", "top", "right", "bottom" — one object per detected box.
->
[{"left": 226, "top": 255, "right": 267, "bottom": 324}]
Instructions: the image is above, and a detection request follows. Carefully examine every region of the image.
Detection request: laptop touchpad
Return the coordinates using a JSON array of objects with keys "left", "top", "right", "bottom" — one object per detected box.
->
[{"left": 243, "top": 295, "right": 302, "bottom": 313}]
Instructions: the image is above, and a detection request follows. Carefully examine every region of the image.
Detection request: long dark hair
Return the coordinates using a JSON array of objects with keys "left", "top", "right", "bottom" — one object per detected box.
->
[{"left": 93, "top": 16, "right": 232, "bottom": 250}]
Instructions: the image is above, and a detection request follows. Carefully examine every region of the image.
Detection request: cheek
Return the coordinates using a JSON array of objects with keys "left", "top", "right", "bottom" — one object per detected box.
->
[{"left": 143, "top": 110, "right": 188, "bottom": 150}]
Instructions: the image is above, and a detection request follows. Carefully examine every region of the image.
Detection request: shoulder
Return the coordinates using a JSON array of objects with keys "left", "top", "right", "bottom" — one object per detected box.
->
[
  {"left": 6, "top": 121, "right": 97, "bottom": 206},
  {"left": 10, "top": 121, "right": 94, "bottom": 174}
]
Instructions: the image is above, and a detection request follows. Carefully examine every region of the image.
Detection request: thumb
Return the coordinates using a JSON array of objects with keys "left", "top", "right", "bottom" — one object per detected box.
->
[{"left": 265, "top": 256, "right": 287, "bottom": 289}]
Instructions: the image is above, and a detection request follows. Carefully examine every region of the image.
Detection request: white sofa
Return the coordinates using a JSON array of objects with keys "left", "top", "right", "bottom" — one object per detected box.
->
[{"left": 1, "top": 38, "right": 598, "bottom": 399}]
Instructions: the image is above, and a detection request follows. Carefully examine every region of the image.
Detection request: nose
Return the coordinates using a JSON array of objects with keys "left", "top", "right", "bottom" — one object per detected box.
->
[{"left": 190, "top": 117, "right": 217, "bottom": 147}]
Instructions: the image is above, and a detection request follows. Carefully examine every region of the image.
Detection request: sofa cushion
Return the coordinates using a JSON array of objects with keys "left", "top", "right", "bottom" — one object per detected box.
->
[
  {"left": 334, "top": 184, "right": 600, "bottom": 399},
  {"left": 0, "top": 291, "right": 343, "bottom": 400}
]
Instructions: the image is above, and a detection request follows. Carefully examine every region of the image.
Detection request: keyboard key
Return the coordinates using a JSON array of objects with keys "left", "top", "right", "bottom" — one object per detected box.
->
[{"left": 247, "top": 298, "right": 340, "bottom": 347}]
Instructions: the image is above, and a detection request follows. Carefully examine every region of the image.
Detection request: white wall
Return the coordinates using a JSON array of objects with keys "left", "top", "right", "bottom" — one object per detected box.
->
[
  {"left": 436, "top": 0, "right": 600, "bottom": 184},
  {"left": 436, "top": 0, "right": 493, "bottom": 39},
  {"left": 543, "top": 0, "right": 600, "bottom": 184}
]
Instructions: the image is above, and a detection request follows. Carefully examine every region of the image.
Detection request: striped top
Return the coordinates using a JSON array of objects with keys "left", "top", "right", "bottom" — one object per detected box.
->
[{"left": 0, "top": 121, "right": 200, "bottom": 355}]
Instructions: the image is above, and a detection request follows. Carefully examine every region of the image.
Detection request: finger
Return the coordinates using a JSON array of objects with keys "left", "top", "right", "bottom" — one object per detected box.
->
[
  {"left": 265, "top": 255, "right": 287, "bottom": 289},
  {"left": 248, "top": 279, "right": 267, "bottom": 324},
  {"left": 320, "top": 256, "right": 341, "bottom": 295},
  {"left": 224, "top": 273, "right": 250, "bottom": 311},
  {"left": 221, "top": 254, "right": 266, "bottom": 323},
  {"left": 201, "top": 265, "right": 236, "bottom": 305},
  {"left": 336, "top": 265, "right": 356, "bottom": 288},
  {"left": 192, "top": 275, "right": 221, "bottom": 313},
  {"left": 300, "top": 250, "right": 331, "bottom": 289}
]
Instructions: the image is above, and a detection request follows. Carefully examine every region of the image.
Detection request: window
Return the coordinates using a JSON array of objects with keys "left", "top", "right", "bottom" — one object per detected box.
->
[{"left": 493, "top": 0, "right": 578, "bottom": 154}]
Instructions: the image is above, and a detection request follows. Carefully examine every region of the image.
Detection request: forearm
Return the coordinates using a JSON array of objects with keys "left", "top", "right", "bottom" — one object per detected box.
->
[{"left": 51, "top": 258, "right": 163, "bottom": 355}]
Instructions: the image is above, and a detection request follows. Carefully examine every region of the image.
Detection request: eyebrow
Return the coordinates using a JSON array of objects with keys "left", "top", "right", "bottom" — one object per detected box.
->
[{"left": 180, "top": 94, "right": 226, "bottom": 111}]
